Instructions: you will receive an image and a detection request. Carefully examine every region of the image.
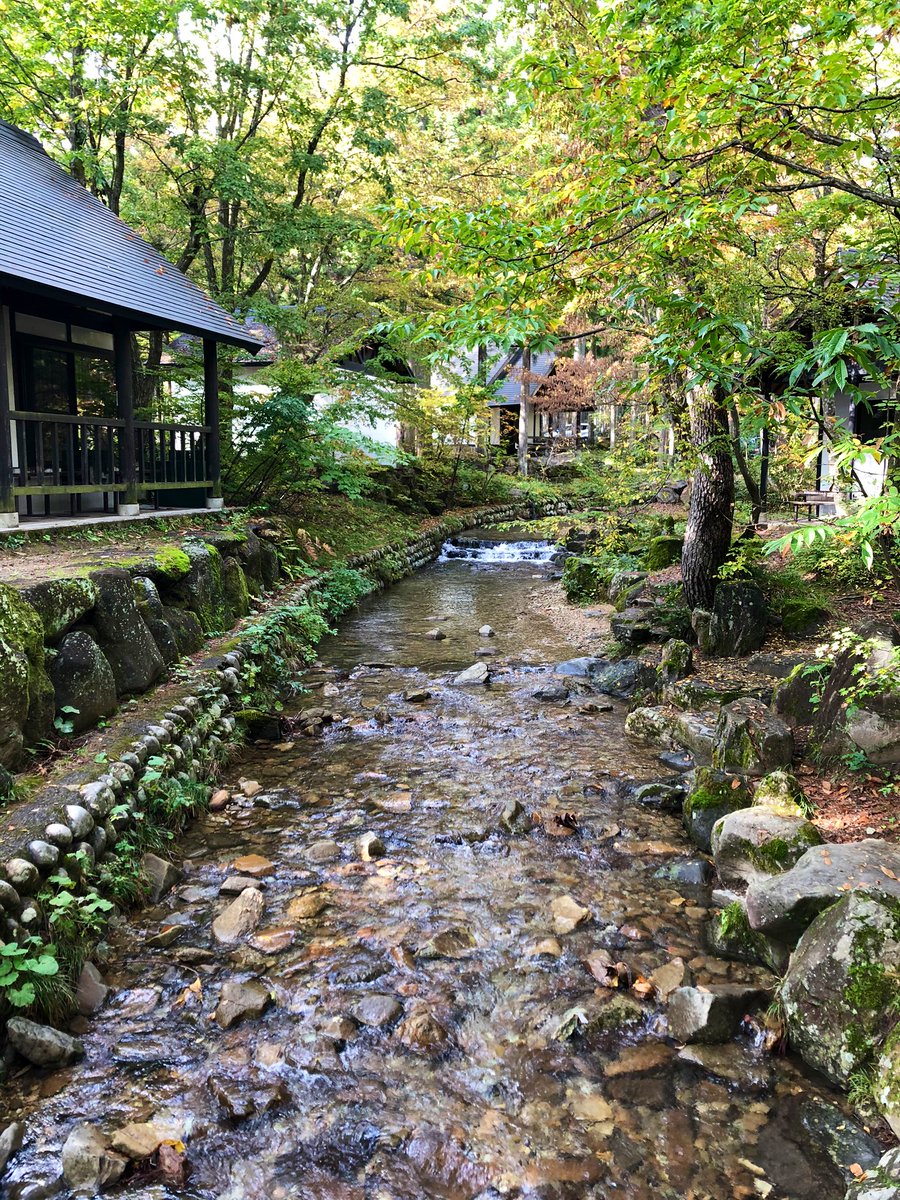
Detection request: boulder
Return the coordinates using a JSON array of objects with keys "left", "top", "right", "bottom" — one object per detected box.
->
[
  {"left": 0, "top": 1121, "right": 25, "bottom": 1174},
  {"left": 238, "top": 529, "right": 266, "bottom": 594},
  {"left": 800, "top": 1099, "right": 884, "bottom": 1187},
  {"left": 632, "top": 780, "right": 686, "bottom": 813},
  {"left": 782, "top": 891, "right": 900, "bottom": 1085},
  {"left": 0, "top": 582, "right": 55, "bottom": 767},
  {"left": 746, "top": 840, "right": 900, "bottom": 943},
  {"left": 667, "top": 984, "right": 770, "bottom": 1044},
  {"left": 88, "top": 568, "right": 165, "bottom": 695},
  {"left": 772, "top": 662, "right": 828, "bottom": 728},
  {"left": 610, "top": 607, "right": 657, "bottom": 646},
  {"left": 751, "top": 769, "right": 810, "bottom": 816},
  {"left": 214, "top": 978, "right": 273, "bottom": 1029},
  {"left": 6, "top": 1017, "right": 84, "bottom": 1067},
  {"left": 683, "top": 767, "right": 753, "bottom": 852},
  {"left": 608, "top": 570, "right": 648, "bottom": 605},
  {"left": 355, "top": 994, "right": 403, "bottom": 1027},
  {"left": 692, "top": 581, "right": 768, "bottom": 657},
  {"left": 645, "top": 535, "right": 683, "bottom": 570},
  {"left": 76, "top": 962, "right": 110, "bottom": 1016},
  {"left": 812, "top": 637, "right": 900, "bottom": 765},
  {"left": 675, "top": 1043, "right": 774, "bottom": 1094},
  {"left": 659, "top": 638, "right": 693, "bottom": 685},
  {"left": 222, "top": 557, "right": 251, "bottom": 620},
  {"left": 875, "top": 1032, "right": 900, "bottom": 1140},
  {"left": 846, "top": 1146, "right": 900, "bottom": 1200},
  {"left": 48, "top": 631, "right": 118, "bottom": 733},
  {"left": 171, "top": 541, "right": 227, "bottom": 633},
  {"left": 671, "top": 708, "right": 720, "bottom": 762},
  {"left": 144, "top": 617, "right": 181, "bottom": 666},
  {"left": 61, "top": 1125, "right": 127, "bottom": 1196},
  {"left": 161, "top": 605, "right": 205, "bottom": 656},
  {"left": 21, "top": 577, "right": 97, "bottom": 641},
  {"left": 212, "top": 887, "right": 265, "bottom": 944},
  {"left": 554, "top": 656, "right": 605, "bottom": 678},
  {"left": 625, "top": 706, "right": 677, "bottom": 748},
  {"left": 141, "top": 853, "right": 179, "bottom": 903},
  {"left": 121, "top": 546, "right": 192, "bottom": 587},
  {"left": 591, "top": 658, "right": 657, "bottom": 699},
  {"left": 711, "top": 698, "right": 794, "bottom": 775},
  {"left": 711, "top": 807, "right": 822, "bottom": 888}
]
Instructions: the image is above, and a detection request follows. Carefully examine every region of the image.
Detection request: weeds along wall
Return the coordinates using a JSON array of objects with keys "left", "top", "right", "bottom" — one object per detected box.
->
[{"left": 0, "top": 500, "right": 568, "bottom": 1014}]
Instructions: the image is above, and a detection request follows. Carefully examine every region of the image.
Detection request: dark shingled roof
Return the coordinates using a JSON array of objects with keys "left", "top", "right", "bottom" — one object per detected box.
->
[{"left": 0, "top": 120, "right": 262, "bottom": 350}]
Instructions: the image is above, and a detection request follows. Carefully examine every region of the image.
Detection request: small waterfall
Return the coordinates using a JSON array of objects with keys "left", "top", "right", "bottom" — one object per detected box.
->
[{"left": 438, "top": 535, "right": 558, "bottom": 564}]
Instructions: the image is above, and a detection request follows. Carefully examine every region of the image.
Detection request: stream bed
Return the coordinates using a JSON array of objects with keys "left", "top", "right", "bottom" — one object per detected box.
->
[{"left": 2, "top": 535, "right": 862, "bottom": 1199}]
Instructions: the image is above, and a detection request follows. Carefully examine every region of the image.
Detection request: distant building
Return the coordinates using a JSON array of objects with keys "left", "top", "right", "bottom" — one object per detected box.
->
[{"left": 0, "top": 119, "right": 262, "bottom": 527}]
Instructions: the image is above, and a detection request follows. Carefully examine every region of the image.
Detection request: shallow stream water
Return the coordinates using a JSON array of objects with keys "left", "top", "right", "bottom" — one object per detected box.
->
[{"left": 3, "top": 536, "right": 861, "bottom": 1199}]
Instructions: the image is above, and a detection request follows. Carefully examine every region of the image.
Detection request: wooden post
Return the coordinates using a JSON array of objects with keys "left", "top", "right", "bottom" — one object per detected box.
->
[
  {"left": 204, "top": 338, "right": 223, "bottom": 508},
  {"left": 0, "top": 301, "right": 16, "bottom": 526},
  {"left": 114, "top": 320, "right": 139, "bottom": 515},
  {"left": 517, "top": 344, "right": 531, "bottom": 476},
  {"left": 759, "top": 425, "right": 770, "bottom": 520}
]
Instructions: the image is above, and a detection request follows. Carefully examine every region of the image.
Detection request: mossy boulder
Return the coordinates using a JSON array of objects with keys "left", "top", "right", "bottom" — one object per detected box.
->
[
  {"left": 608, "top": 570, "right": 647, "bottom": 606},
  {"left": 782, "top": 891, "right": 900, "bottom": 1086},
  {"left": 116, "top": 546, "right": 192, "bottom": 587},
  {"left": 645, "top": 535, "right": 683, "bottom": 570},
  {"left": 659, "top": 638, "right": 693, "bottom": 685},
  {"left": 712, "top": 698, "right": 794, "bottom": 776},
  {"left": 197, "top": 528, "right": 247, "bottom": 558},
  {"left": 222, "top": 557, "right": 250, "bottom": 620},
  {"left": 161, "top": 606, "right": 204, "bottom": 657},
  {"left": 20, "top": 578, "right": 97, "bottom": 642},
  {"left": 752, "top": 769, "right": 810, "bottom": 817},
  {"left": 876, "top": 1029, "right": 900, "bottom": 1140},
  {"left": 624, "top": 706, "right": 677, "bottom": 747},
  {"left": 172, "top": 542, "right": 227, "bottom": 633},
  {"left": 238, "top": 529, "right": 266, "bottom": 596},
  {"left": 683, "top": 766, "right": 753, "bottom": 852},
  {"left": 811, "top": 638, "right": 900, "bottom": 765},
  {"left": 561, "top": 556, "right": 613, "bottom": 604},
  {"left": 88, "top": 568, "right": 165, "bottom": 696},
  {"left": 711, "top": 806, "right": 822, "bottom": 888},
  {"left": 0, "top": 583, "right": 54, "bottom": 767},
  {"left": 48, "top": 631, "right": 118, "bottom": 733},
  {"left": 778, "top": 597, "right": 830, "bottom": 635},
  {"left": 692, "top": 581, "right": 768, "bottom": 657}
]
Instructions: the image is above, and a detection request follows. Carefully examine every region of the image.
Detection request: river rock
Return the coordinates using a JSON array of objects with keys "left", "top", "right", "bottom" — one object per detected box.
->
[
  {"left": 425, "top": 629, "right": 447, "bottom": 641},
  {"left": 782, "top": 890, "right": 900, "bottom": 1085},
  {"left": 800, "top": 1099, "right": 884, "bottom": 1186},
  {"left": 672, "top": 709, "right": 720, "bottom": 762},
  {"left": 355, "top": 993, "right": 403, "bottom": 1027},
  {"left": 89, "top": 568, "right": 165, "bottom": 695},
  {"left": 141, "top": 853, "right": 179, "bottom": 903},
  {"left": 4, "top": 858, "right": 39, "bottom": 894},
  {"left": 711, "top": 807, "right": 822, "bottom": 888},
  {"left": 752, "top": 769, "right": 810, "bottom": 816},
  {"left": 592, "top": 658, "right": 657, "bottom": 699},
  {"left": 610, "top": 607, "right": 657, "bottom": 646},
  {"left": 61, "top": 1125, "right": 127, "bottom": 1196},
  {"left": 231, "top": 854, "right": 275, "bottom": 878},
  {"left": 109, "top": 1118, "right": 182, "bottom": 1161},
  {"left": 554, "top": 657, "right": 604, "bottom": 678},
  {"left": 396, "top": 1006, "right": 452, "bottom": 1054},
  {"left": 0, "top": 581, "right": 55, "bottom": 769},
  {"left": 212, "top": 888, "right": 265, "bottom": 944},
  {"left": 551, "top": 894, "right": 590, "bottom": 934},
  {"left": 745, "top": 840, "right": 900, "bottom": 943},
  {"left": 711, "top": 698, "right": 794, "bottom": 776},
  {"left": 676, "top": 1043, "right": 774, "bottom": 1094},
  {"left": 533, "top": 683, "right": 569, "bottom": 702},
  {"left": 625, "top": 706, "right": 678, "bottom": 747},
  {"left": 649, "top": 957, "right": 691, "bottom": 1001},
  {"left": 454, "top": 662, "right": 489, "bottom": 685},
  {"left": 6, "top": 1018, "right": 84, "bottom": 1067},
  {"left": 76, "top": 962, "right": 109, "bottom": 1016},
  {"left": 0, "top": 1121, "right": 25, "bottom": 1174},
  {"left": 632, "top": 781, "right": 685, "bottom": 813},
  {"left": 65, "top": 804, "right": 93, "bottom": 840},
  {"left": 479, "top": 625, "right": 495, "bottom": 637},
  {"left": 667, "top": 984, "right": 769, "bottom": 1044},
  {"left": 214, "top": 978, "right": 273, "bottom": 1029},
  {"left": 683, "top": 767, "right": 753, "bottom": 852},
  {"left": 305, "top": 839, "right": 341, "bottom": 864},
  {"left": 357, "top": 832, "right": 385, "bottom": 861},
  {"left": 48, "top": 631, "right": 118, "bottom": 733},
  {"left": 403, "top": 688, "right": 431, "bottom": 703},
  {"left": 220, "top": 875, "right": 263, "bottom": 895},
  {"left": 659, "top": 638, "right": 693, "bottom": 684}
]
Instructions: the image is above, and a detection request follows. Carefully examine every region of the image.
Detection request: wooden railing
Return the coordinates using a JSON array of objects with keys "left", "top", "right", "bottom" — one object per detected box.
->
[
  {"left": 10, "top": 410, "right": 124, "bottom": 493},
  {"left": 135, "top": 421, "right": 210, "bottom": 489}
]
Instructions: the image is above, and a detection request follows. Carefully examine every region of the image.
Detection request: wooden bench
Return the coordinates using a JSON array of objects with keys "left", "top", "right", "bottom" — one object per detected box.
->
[{"left": 791, "top": 490, "right": 839, "bottom": 520}]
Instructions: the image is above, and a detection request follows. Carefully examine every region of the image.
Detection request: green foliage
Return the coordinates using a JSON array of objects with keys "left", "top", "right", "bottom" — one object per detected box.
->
[
  {"left": 316, "top": 566, "right": 378, "bottom": 618},
  {"left": 718, "top": 900, "right": 751, "bottom": 944},
  {"left": 0, "top": 937, "right": 59, "bottom": 1010},
  {"left": 147, "top": 777, "right": 210, "bottom": 834},
  {"left": 39, "top": 873, "right": 115, "bottom": 974}
]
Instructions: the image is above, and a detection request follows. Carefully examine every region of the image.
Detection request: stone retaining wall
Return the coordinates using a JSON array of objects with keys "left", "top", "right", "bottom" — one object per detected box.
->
[{"left": 0, "top": 499, "right": 567, "bottom": 945}]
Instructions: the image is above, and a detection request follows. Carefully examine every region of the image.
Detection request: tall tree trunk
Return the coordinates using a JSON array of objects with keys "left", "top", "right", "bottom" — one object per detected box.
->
[
  {"left": 682, "top": 382, "right": 734, "bottom": 611},
  {"left": 727, "top": 401, "right": 763, "bottom": 523}
]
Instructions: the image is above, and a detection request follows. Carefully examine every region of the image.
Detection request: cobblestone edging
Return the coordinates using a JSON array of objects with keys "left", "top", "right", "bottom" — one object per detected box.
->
[{"left": 0, "top": 500, "right": 568, "bottom": 942}]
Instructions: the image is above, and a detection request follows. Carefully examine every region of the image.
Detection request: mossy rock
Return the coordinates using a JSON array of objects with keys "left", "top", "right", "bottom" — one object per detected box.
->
[
  {"left": 114, "top": 546, "right": 192, "bottom": 587},
  {"left": 88, "top": 568, "right": 166, "bottom": 696},
  {"left": 48, "top": 630, "right": 118, "bottom": 733},
  {"left": 222, "top": 557, "right": 250, "bottom": 620},
  {"left": 561, "top": 556, "right": 613, "bottom": 604},
  {"left": 645, "top": 535, "right": 683, "bottom": 570},
  {"left": 711, "top": 806, "right": 822, "bottom": 887},
  {"left": 20, "top": 577, "right": 97, "bottom": 642},
  {"left": 161, "top": 606, "right": 205, "bottom": 656},
  {"left": 779, "top": 597, "right": 830, "bottom": 635},
  {"left": 712, "top": 698, "right": 794, "bottom": 776},
  {"left": 752, "top": 769, "right": 810, "bottom": 817},
  {"left": 172, "top": 542, "right": 228, "bottom": 633},
  {"left": 659, "top": 638, "right": 693, "bottom": 684},
  {"left": 771, "top": 663, "right": 828, "bottom": 728},
  {"left": 783, "top": 891, "right": 900, "bottom": 1086},
  {"left": 0, "top": 582, "right": 54, "bottom": 766},
  {"left": 875, "top": 1027, "right": 900, "bottom": 1140},
  {"left": 683, "top": 766, "right": 753, "bottom": 852},
  {"left": 707, "top": 900, "right": 774, "bottom": 968}
]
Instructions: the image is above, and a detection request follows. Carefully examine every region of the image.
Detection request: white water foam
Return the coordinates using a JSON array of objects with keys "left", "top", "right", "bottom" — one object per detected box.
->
[{"left": 438, "top": 537, "right": 557, "bottom": 564}]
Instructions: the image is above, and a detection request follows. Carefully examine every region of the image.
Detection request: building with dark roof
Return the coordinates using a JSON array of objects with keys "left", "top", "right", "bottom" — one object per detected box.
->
[{"left": 0, "top": 118, "right": 262, "bottom": 526}]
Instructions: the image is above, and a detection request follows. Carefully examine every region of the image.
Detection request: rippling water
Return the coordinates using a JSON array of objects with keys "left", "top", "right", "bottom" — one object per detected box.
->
[{"left": 2, "top": 552, "right": 855, "bottom": 1199}]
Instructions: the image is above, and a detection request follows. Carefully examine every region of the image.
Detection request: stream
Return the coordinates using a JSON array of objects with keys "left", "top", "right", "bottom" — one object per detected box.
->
[{"left": 2, "top": 532, "right": 859, "bottom": 1199}]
